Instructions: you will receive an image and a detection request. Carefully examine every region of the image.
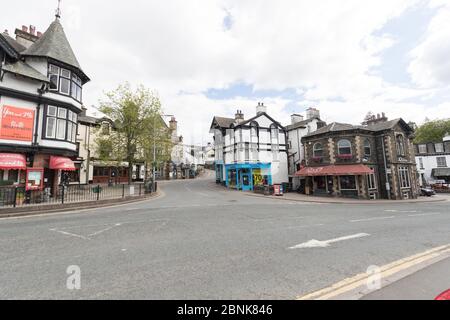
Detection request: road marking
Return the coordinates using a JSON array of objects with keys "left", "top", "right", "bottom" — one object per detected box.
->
[
  {"left": 408, "top": 212, "right": 442, "bottom": 217},
  {"left": 350, "top": 216, "right": 396, "bottom": 223},
  {"left": 49, "top": 228, "right": 91, "bottom": 241},
  {"left": 288, "top": 233, "right": 370, "bottom": 249},
  {"left": 385, "top": 210, "right": 419, "bottom": 213},
  {"left": 296, "top": 244, "right": 450, "bottom": 300}
]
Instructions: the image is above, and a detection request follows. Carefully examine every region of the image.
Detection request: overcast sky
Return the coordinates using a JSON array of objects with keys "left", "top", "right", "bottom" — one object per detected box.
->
[{"left": 3, "top": 0, "right": 450, "bottom": 144}]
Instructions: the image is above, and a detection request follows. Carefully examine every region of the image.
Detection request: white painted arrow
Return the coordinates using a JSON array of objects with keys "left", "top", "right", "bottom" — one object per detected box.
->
[{"left": 288, "top": 233, "right": 370, "bottom": 249}]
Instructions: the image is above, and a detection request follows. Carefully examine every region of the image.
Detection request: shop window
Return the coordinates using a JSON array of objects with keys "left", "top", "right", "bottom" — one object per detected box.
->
[
  {"left": 340, "top": 175, "right": 357, "bottom": 190},
  {"left": 315, "top": 176, "right": 327, "bottom": 190},
  {"left": 364, "top": 139, "right": 371, "bottom": 157},
  {"left": 313, "top": 143, "right": 324, "bottom": 158},
  {"left": 338, "top": 139, "right": 352, "bottom": 155},
  {"left": 367, "top": 170, "right": 377, "bottom": 190},
  {"left": 399, "top": 166, "right": 411, "bottom": 189}
]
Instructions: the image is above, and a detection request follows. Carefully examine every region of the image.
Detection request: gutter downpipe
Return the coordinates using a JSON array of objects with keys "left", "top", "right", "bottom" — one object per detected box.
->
[{"left": 381, "top": 134, "right": 391, "bottom": 200}]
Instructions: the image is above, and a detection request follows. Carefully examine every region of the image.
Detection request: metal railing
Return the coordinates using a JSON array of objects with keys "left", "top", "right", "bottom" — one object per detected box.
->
[{"left": 0, "top": 183, "right": 150, "bottom": 209}]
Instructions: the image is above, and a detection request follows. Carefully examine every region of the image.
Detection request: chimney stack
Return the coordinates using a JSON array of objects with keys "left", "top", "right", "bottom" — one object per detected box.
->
[
  {"left": 37, "top": 31, "right": 43, "bottom": 38},
  {"left": 291, "top": 114, "right": 304, "bottom": 124},
  {"left": 22, "top": 25, "right": 28, "bottom": 33},
  {"left": 366, "top": 112, "right": 389, "bottom": 126},
  {"left": 306, "top": 107, "right": 320, "bottom": 120},
  {"left": 15, "top": 24, "right": 40, "bottom": 49},
  {"left": 235, "top": 110, "right": 245, "bottom": 123},
  {"left": 256, "top": 102, "right": 267, "bottom": 115}
]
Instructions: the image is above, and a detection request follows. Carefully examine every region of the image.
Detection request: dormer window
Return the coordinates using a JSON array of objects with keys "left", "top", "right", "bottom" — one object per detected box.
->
[{"left": 48, "top": 64, "right": 83, "bottom": 102}]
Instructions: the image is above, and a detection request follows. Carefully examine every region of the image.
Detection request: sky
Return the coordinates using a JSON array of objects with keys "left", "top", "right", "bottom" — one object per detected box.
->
[{"left": 2, "top": 0, "right": 450, "bottom": 145}]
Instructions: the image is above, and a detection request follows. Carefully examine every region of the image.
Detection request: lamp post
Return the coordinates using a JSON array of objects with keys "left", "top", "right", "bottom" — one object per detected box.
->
[{"left": 153, "top": 114, "right": 174, "bottom": 188}]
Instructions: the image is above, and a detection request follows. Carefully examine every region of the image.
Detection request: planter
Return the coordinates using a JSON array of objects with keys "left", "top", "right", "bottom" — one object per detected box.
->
[{"left": 337, "top": 154, "right": 353, "bottom": 160}]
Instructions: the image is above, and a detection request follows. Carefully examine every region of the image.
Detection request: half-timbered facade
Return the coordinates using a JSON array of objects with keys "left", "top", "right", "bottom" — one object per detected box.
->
[{"left": 210, "top": 103, "right": 289, "bottom": 191}]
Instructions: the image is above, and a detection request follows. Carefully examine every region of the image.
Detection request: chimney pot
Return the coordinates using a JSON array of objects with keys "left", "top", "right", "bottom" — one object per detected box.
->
[
  {"left": 37, "top": 31, "right": 43, "bottom": 37},
  {"left": 22, "top": 25, "right": 28, "bottom": 32},
  {"left": 29, "top": 25, "right": 36, "bottom": 35}
]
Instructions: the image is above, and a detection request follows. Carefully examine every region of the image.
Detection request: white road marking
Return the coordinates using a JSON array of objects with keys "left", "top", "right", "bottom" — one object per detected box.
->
[
  {"left": 385, "top": 210, "right": 419, "bottom": 213},
  {"left": 350, "top": 216, "right": 396, "bottom": 223},
  {"left": 408, "top": 212, "right": 442, "bottom": 217},
  {"left": 289, "top": 233, "right": 370, "bottom": 249},
  {"left": 49, "top": 228, "right": 91, "bottom": 241}
]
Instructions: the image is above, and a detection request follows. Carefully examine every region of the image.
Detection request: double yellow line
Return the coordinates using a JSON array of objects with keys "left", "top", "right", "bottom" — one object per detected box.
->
[{"left": 297, "top": 244, "right": 450, "bottom": 300}]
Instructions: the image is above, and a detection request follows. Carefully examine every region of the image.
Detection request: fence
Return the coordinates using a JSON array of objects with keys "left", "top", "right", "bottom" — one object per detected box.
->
[{"left": 0, "top": 183, "right": 150, "bottom": 209}]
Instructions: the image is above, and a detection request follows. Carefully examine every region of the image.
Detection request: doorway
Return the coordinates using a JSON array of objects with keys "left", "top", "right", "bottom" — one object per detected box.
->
[{"left": 240, "top": 169, "right": 252, "bottom": 191}]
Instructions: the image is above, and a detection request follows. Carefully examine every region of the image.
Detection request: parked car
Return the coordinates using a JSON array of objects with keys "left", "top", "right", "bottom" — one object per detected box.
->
[{"left": 420, "top": 187, "right": 436, "bottom": 197}]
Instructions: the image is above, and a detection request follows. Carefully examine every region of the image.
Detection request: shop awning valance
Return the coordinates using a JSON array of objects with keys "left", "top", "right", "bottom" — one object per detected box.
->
[
  {"left": 295, "top": 164, "right": 374, "bottom": 177},
  {"left": 0, "top": 153, "right": 27, "bottom": 170},
  {"left": 49, "top": 156, "right": 76, "bottom": 171},
  {"left": 432, "top": 168, "right": 450, "bottom": 177}
]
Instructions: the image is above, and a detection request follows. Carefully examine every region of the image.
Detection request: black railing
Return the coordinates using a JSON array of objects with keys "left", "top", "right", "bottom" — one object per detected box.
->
[{"left": 0, "top": 183, "right": 148, "bottom": 209}]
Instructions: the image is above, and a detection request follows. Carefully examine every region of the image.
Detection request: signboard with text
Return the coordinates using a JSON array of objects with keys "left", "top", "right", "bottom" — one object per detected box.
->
[{"left": 0, "top": 105, "right": 35, "bottom": 142}]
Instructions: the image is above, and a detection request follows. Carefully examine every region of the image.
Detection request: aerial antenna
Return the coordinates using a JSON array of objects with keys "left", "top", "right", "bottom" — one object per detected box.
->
[{"left": 55, "top": 0, "right": 62, "bottom": 19}]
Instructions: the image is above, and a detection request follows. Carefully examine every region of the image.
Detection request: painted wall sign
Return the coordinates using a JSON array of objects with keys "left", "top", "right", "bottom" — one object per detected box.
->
[{"left": 0, "top": 105, "right": 35, "bottom": 142}]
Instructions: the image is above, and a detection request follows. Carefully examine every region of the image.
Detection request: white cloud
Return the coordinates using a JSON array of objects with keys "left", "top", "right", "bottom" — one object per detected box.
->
[
  {"left": 3, "top": 0, "right": 449, "bottom": 144},
  {"left": 408, "top": 4, "right": 450, "bottom": 88}
]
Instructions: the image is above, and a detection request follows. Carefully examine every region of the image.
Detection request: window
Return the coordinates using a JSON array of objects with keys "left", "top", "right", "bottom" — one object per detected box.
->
[
  {"left": 245, "top": 144, "right": 250, "bottom": 161},
  {"left": 437, "top": 157, "right": 447, "bottom": 168},
  {"left": 435, "top": 143, "right": 444, "bottom": 153},
  {"left": 338, "top": 139, "right": 352, "bottom": 155},
  {"left": 418, "top": 144, "right": 427, "bottom": 154},
  {"left": 363, "top": 139, "right": 371, "bottom": 157},
  {"left": 367, "top": 170, "right": 377, "bottom": 190},
  {"left": 45, "top": 106, "right": 77, "bottom": 142},
  {"left": 399, "top": 166, "right": 411, "bottom": 189},
  {"left": 313, "top": 143, "right": 324, "bottom": 158},
  {"left": 340, "top": 175, "right": 357, "bottom": 190},
  {"left": 396, "top": 135, "right": 405, "bottom": 156},
  {"left": 250, "top": 122, "right": 258, "bottom": 141},
  {"left": 59, "top": 68, "right": 71, "bottom": 95},
  {"left": 419, "top": 158, "right": 424, "bottom": 169},
  {"left": 270, "top": 124, "right": 279, "bottom": 145},
  {"left": 48, "top": 64, "right": 83, "bottom": 102},
  {"left": 48, "top": 65, "right": 60, "bottom": 91}
]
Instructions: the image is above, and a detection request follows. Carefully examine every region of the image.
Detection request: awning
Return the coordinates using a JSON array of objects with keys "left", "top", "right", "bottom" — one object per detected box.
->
[
  {"left": 49, "top": 156, "right": 76, "bottom": 171},
  {"left": 0, "top": 153, "right": 27, "bottom": 170},
  {"left": 295, "top": 164, "right": 374, "bottom": 177},
  {"left": 432, "top": 168, "right": 450, "bottom": 177}
]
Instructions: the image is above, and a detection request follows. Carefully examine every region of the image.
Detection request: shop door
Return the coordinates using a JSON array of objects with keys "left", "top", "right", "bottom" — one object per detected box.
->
[
  {"left": 241, "top": 171, "right": 252, "bottom": 191},
  {"left": 44, "top": 168, "right": 55, "bottom": 194}
]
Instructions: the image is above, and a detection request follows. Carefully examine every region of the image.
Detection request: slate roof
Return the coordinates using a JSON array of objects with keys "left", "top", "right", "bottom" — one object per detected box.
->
[
  {"left": 303, "top": 118, "right": 413, "bottom": 138},
  {"left": 212, "top": 116, "right": 236, "bottom": 128},
  {"left": 22, "top": 19, "right": 89, "bottom": 82},
  {"left": 0, "top": 32, "right": 26, "bottom": 54},
  {"left": 285, "top": 117, "right": 326, "bottom": 131},
  {"left": 2, "top": 60, "right": 49, "bottom": 83}
]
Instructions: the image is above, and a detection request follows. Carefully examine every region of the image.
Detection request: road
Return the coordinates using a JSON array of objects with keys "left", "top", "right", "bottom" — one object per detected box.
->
[{"left": 0, "top": 172, "right": 449, "bottom": 299}]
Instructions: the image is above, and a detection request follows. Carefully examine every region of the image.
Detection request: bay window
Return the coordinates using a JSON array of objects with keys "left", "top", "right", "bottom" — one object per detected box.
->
[
  {"left": 48, "top": 64, "right": 83, "bottom": 102},
  {"left": 45, "top": 106, "right": 78, "bottom": 143}
]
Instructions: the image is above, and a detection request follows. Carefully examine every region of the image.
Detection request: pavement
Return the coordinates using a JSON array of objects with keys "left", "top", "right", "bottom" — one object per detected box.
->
[{"left": 0, "top": 170, "right": 449, "bottom": 300}]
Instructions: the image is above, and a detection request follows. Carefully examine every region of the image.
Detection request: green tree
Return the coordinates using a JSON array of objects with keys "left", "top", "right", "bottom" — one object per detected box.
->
[
  {"left": 97, "top": 83, "right": 167, "bottom": 184},
  {"left": 414, "top": 119, "right": 450, "bottom": 143}
]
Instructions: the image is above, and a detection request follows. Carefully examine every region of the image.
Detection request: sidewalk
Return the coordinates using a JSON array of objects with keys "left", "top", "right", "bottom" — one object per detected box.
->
[
  {"left": 362, "top": 257, "right": 450, "bottom": 300},
  {"left": 246, "top": 192, "right": 448, "bottom": 204}
]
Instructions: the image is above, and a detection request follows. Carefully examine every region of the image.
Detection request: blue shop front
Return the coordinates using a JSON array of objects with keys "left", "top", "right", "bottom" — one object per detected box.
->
[{"left": 225, "top": 163, "right": 272, "bottom": 191}]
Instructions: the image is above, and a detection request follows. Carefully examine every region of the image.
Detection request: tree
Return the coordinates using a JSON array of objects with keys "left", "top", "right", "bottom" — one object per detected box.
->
[
  {"left": 97, "top": 83, "right": 166, "bottom": 184},
  {"left": 362, "top": 111, "right": 376, "bottom": 125},
  {"left": 414, "top": 119, "right": 450, "bottom": 143}
]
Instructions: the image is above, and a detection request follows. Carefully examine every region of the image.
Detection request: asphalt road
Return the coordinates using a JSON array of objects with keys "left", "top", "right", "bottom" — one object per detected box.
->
[{"left": 0, "top": 172, "right": 449, "bottom": 299}]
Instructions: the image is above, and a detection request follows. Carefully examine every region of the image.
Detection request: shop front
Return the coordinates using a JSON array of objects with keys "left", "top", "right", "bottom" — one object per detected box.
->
[
  {"left": 225, "top": 163, "right": 272, "bottom": 191},
  {"left": 296, "top": 164, "right": 374, "bottom": 199}
]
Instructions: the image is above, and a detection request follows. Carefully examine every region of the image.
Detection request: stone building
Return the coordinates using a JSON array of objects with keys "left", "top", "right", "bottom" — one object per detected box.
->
[{"left": 297, "top": 114, "right": 419, "bottom": 200}]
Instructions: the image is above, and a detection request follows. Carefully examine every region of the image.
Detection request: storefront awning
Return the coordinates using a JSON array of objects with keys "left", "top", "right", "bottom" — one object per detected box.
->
[
  {"left": 0, "top": 153, "right": 27, "bottom": 170},
  {"left": 432, "top": 168, "right": 450, "bottom": 177},
  {"left": 295, "top": 164, "right": 374, "bottom": 177},
  {"left": 49, "top": 156, "right": 76, "bottom": 171}
]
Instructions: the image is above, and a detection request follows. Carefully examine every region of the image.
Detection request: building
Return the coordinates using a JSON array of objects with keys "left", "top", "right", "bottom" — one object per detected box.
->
[
  {"left": 0, "top": 13, "right": 89, "bottom": 194},
  {"left": 286, "top": 107, "right": 326, "bottom": 190},
  {"left": 297, "top": 114, "right": 419, "bottom": 200},
  {"left": 210, "top": 103, "right": 289, "bottom": 191},
  {"left": 415, "top": 133, "right": 450, "bottom": 185}
]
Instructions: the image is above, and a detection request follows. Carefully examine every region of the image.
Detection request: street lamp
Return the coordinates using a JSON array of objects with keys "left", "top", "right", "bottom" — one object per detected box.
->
[{"left": 153, "top": 114, "right": 174, "bottom": 187}]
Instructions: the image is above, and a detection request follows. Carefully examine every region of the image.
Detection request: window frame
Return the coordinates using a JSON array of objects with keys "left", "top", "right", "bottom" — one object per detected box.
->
[
  {"left": 399, "top": 166, "right": 411, "bottom": 189},
  {"left": 44, "top": 105, "right": 78, "bottom": 143},
  {"left": 337, "top": 139, "right": 352, "bottom": 155},
  {"left": 437, "top": 157, "right": 447, "bottom": 168},
  {"left": 313, "top": 142, "right": 324, "bottom": 158},
  {"left": 339, "top": 175, "right": 357, "bottom": 190},
  {"left": 363, "top": 139, "right": 371, "bottom": 157},
  {"left": 396, "top": 135, "right": 406, "bottom": 156},
  {"left": 48, "top": 63, "right": 83, "bottom": 103},
  {"left": 435, "top": 143, "right": 444, "bottom": 153}
]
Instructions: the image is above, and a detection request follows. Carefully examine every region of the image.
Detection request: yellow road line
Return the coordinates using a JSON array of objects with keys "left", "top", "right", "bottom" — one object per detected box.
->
[{"left": 297, "top": 244, "right": 450, "bottom": 300}]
